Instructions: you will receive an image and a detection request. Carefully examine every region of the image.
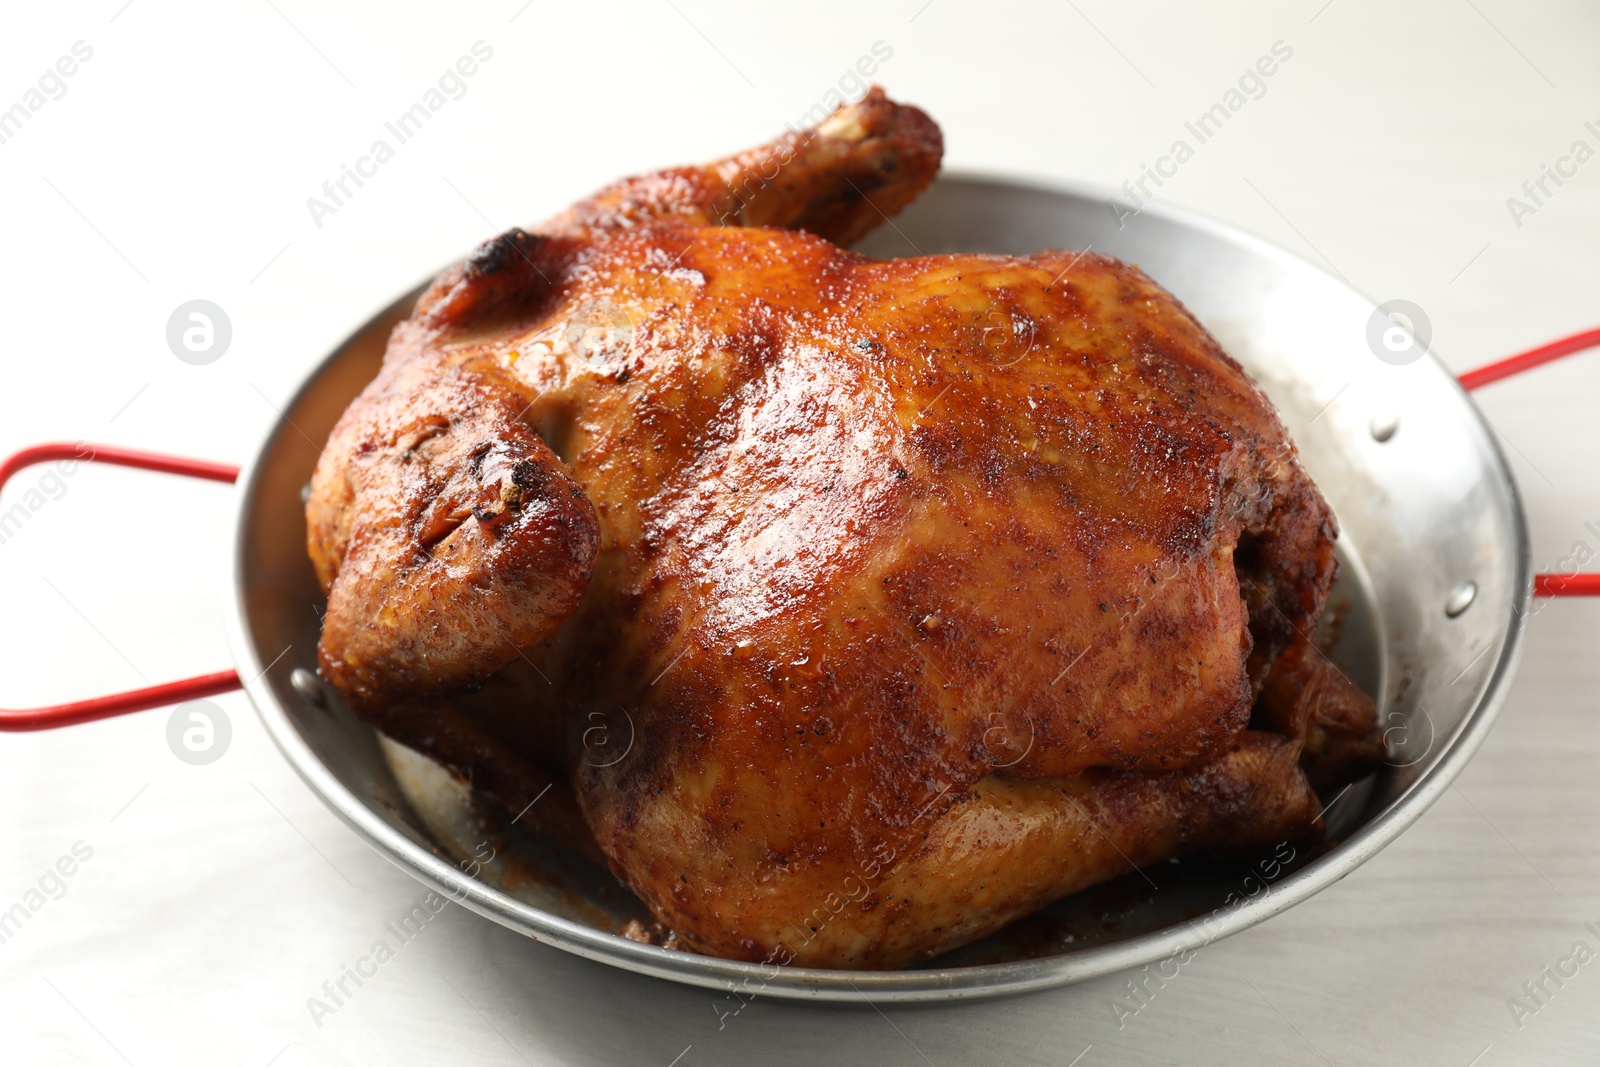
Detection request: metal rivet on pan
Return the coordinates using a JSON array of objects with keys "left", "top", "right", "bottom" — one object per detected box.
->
[
  {"left": 1370, "top": 413, "right": 1399, "bottom": 442},
  {"left": 291, "top": 667, "right": 328, "bottom": 708},
  {"left": 300, "top": 481, "right": 312, "bottom": 506},
  {"left": 1445, "top": 580, "right": 1478, "bottom": 618}
]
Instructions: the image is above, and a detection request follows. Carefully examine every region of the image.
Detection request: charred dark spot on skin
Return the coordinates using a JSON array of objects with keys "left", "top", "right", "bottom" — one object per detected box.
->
[
  {"left": 413, "top": 441, "right": 553, "bottom": 549},
  {"left": 469, "top": 227, "right": 546, "bottom": 277},
  {"left": 472, "top": 445, "right": 550, "bottom": 530}
]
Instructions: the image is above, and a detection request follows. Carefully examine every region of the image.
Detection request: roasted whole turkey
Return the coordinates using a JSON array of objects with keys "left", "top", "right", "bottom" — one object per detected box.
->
[{"left": 306, "top": 88, "right": 1383, "bottom": 969}]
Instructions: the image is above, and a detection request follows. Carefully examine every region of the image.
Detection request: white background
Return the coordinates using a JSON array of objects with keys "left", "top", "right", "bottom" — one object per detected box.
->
[{"left": 2, "top": 1, "right": 1599, "bottom": 1064}]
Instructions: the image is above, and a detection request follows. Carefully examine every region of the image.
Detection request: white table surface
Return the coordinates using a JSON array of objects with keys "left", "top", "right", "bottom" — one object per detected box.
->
[{"left": 3, "top": 2, "right": 1599, "bottom": 1064}]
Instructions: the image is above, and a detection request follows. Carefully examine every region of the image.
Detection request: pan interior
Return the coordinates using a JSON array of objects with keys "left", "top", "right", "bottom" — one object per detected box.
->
[{"left": 232, "top": 175, "right": 1525, "bottom": 999}]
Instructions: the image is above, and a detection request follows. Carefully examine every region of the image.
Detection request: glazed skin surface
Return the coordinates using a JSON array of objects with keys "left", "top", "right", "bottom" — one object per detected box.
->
[{"left": 307, "top": 89, "right": 1379, "bottom": 968}]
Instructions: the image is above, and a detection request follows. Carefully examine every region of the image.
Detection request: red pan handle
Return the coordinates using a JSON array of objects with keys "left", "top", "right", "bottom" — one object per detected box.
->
[
  {"left": 0, "top": 443, "right": 243, "bottom": 731},
  {"left": 1458, "top": 328, "right": 1600, "bottom": 598}
]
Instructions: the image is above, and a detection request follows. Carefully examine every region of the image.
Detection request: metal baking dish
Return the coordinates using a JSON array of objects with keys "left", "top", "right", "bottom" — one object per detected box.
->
[{"left": 5, "top": 173, "right": 1594, "bottom": 1002}]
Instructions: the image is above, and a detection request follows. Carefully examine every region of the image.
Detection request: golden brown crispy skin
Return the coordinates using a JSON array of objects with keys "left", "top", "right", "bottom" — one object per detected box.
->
[
  {"left": 307, "top": 87, "right": 1377, "bottom": 967},
  {"left": 544, "top": 86, "right": 943, "bottom": 245},
  {"left": 769, "top": 732, "right": 1322, "bottom": 967},
  {"left": 308, "top": 338, "right": 599, "bottom": 709},
  {"left": 1254, "top": 636, "right": 1385, "bottom": 791}
]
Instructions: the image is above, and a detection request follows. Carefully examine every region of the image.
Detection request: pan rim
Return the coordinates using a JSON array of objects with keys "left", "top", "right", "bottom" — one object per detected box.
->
[{"left": 226, "top": 170, "right": 1533, "bottom": 1003}]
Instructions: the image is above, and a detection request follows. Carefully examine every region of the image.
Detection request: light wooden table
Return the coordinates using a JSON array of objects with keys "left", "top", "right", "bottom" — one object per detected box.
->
[{"left": 2, "top": 2, "right": 1597, "bottom": 1063}]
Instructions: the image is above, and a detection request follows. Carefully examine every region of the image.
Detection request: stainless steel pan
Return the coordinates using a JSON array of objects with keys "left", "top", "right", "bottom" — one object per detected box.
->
[{"left": 6, "top": 173, "right": 1592, "bottom": 1003}]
